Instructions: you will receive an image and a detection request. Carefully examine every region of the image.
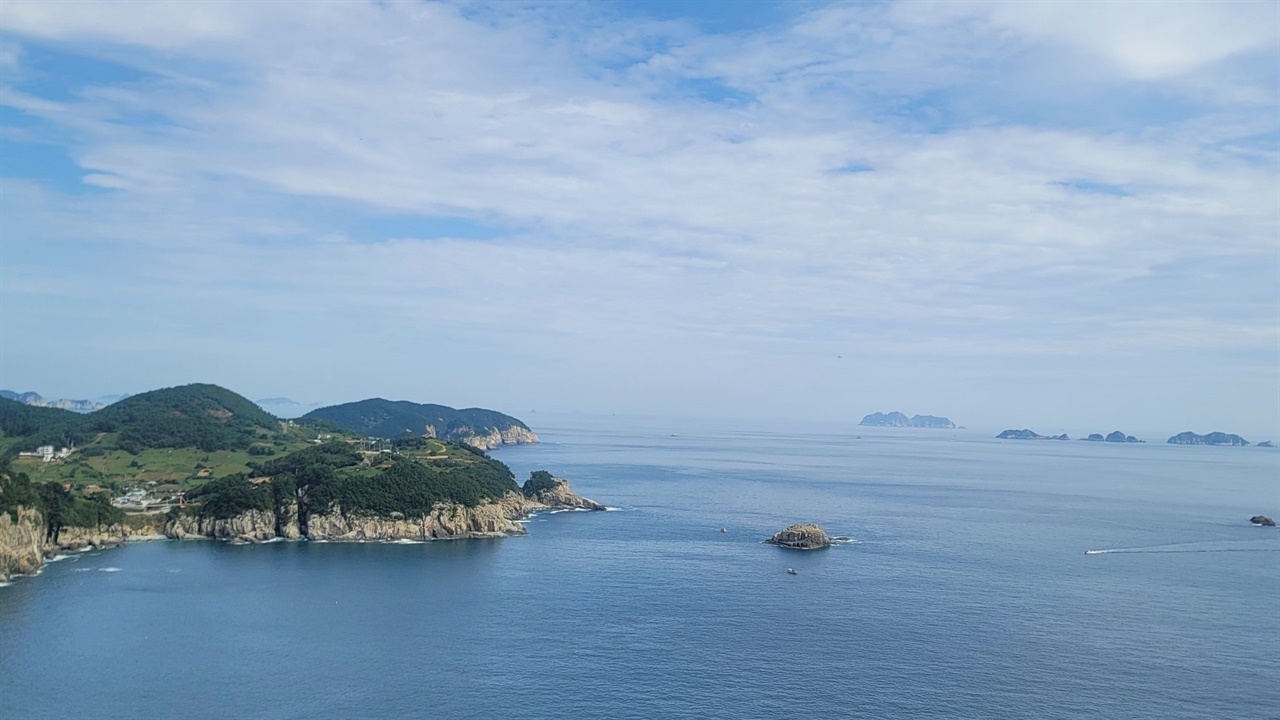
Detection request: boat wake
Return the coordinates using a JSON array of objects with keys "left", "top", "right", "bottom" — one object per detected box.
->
[{"left": 1084, "top": 539, "right": 1280, "bottom": 555}]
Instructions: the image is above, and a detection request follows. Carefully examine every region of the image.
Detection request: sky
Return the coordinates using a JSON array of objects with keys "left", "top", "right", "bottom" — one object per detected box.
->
[{"left": 0, "top": 0, "right": 1277, "bottom": 437}]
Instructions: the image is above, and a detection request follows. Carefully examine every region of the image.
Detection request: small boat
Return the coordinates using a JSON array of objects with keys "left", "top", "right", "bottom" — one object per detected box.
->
[
  {"left": 720, "top": 528, "right": 727, "bottom": 533},
  {"left": 786, "top": 568, "right": 797, "bottom": 575}
]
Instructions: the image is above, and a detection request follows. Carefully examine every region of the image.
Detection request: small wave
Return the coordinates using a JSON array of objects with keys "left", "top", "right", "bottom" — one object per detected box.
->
[
  {"left": 72, "top": 568, "right": 93, "bottom": 573},
  {"left": 47, "top": 554, "right": 73, "bottom": 563},
  {"left": 387, "top": 539, "right": 424, "bottom": 545},
  {"left": 603, "top": 506, "right": 624, "bottom": 512},
  {"left": 0, "top": 581, "right": 11, "bottom": 588},
  {"left": 98, "top": 567, "right": 122, "bottom": 573}
]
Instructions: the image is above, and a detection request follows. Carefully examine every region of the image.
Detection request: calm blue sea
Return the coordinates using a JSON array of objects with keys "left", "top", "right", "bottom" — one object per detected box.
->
[{"left": 2, "top": 417, "right": 1278, "bottom": 719}]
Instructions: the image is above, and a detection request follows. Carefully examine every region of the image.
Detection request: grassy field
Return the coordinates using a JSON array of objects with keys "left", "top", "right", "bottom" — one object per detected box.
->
[{"left": 9, "top": 423, "right": 334, "bottom": 492}]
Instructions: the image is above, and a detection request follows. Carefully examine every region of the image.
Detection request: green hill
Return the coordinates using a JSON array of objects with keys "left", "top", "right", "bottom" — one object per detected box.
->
[
  {"left": 87, "top": 383, "right": 282, "bottom": 453},
  {"left": 302, "top": 398, "right": 534, "bottom": 445},
  {"left": 0, "top": 384, "right": 329, "bottom": 491}
]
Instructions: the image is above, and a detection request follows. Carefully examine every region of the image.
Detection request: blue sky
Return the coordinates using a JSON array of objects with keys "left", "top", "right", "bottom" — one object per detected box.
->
[{"left": 1, "top": 0, "right": 1277, "bottom": 437}]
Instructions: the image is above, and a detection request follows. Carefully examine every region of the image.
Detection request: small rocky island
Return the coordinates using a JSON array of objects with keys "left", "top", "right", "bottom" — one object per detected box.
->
[
  {"left": 763, "top": 524, "right": 833, "bottom": 550},
  {"left": 1081, "top": 431, "right": 1143, "bottom": 443},
  {"left": 997, "top": 429, "right": 1070, "bottom": 441},
  {"left": 1250, "top": 516, "right": 1276, "bottom": 527},
  {"left": 1167, "top": 432, "right": 1250, "bottom": 446},
  {"left": 860, "top": 412, "right": 956, "bottom": 429}
]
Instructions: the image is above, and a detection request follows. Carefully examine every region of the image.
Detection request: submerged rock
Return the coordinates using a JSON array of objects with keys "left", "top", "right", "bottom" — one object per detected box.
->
[
  {"left": 764, "top": 523, "right": 832, "bottom": 550},
  {"left": 1250, "top": 516, "right": 1276, "bottom": 527}
]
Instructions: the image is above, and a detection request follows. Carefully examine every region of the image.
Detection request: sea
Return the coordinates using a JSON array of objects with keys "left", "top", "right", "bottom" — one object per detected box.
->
[{"left": 2, "top": 416, "right": 1277, "bottom": 719}]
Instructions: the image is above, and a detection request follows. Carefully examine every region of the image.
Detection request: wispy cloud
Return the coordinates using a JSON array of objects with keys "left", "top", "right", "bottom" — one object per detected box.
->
[{"left": 0, "top": 0, "right": 1276, "bottom": 433}]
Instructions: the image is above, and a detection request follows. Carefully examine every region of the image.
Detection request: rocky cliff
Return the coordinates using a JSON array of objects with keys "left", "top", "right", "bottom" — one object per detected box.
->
[
  {"left": 304, "top": 493, "right": 536, "bottom": 541},
  {"left": 0, "top": 507, "right": 45, "bottom": 582},
  {"left": 0, "top": 481, "right": 604, "bottom": 579},
  {"left": 461, "top": 426, "right": 540, "bottom": 450},
  {"left": 163, "top": 477, "right": 603, "bottom": 544}
]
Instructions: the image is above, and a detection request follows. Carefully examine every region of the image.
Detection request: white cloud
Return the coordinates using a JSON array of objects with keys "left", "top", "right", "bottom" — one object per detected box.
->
[
  {"left": 973, "top": 0, "right": 1279, "bottom": 81},
  {"left": 0, "top": 1, "right": 1276, "bottom": 431}
]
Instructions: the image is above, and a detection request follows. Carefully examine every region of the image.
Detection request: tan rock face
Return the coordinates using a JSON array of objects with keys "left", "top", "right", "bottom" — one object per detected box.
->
[
  {"left": 532, "top": 478, "right": 606, "bottom": 511},
  {"left": 305, "top": 493, "right": 537, "bottom": 541},
  {"left": 2, "top": 474, "right": 602, "bottom": 568},
  {"left": 461, "top": 426, "right": 541, "bottom": 450},
  {"left": 0, "top": 507, "right": 46, "bottom": 581},
  {"left": 764, "top": 523, "right": 832, "bottom": 550},
  {"left": 166, "top": 510, "right": 282, "bottom": 543},
  {"left": 57, "top": 522, "right": 159, "bottom": 551}
]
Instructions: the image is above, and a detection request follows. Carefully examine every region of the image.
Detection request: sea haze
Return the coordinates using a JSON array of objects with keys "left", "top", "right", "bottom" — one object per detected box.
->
[{"left": 1, "top": 418, "right": 1277, "bottom": 719}]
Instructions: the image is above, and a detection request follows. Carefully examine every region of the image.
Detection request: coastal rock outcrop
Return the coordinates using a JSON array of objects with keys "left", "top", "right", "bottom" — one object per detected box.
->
[
  {"left": 462, "top": 426, "right": 540, "bottom": 451},
  {"left": 1250, "top": 516, "right": 1276, "bottom": 527},
  {"left": 167, "top": 510, "right": 285, "bottom": 543},
  {"left": 0, "top": 507, "right": 45, "bottom": 582},
  {"left": 1167, "top": 432, "right": 1249, "bottom": 446},
  {"left": 764, "top": 524, "right": 833, "bottom": 550},
  {"left": 527, "top": 477, "right": 607, "bottom": 511},
  {"left": 57, "top": 519, "right": 165, "bottom": 551},
  {"left": 160, "top": 479, "right": 603, "bottom": 544},
  {"left": 305, "top": 493, "right": 536, "bottom": 541}
]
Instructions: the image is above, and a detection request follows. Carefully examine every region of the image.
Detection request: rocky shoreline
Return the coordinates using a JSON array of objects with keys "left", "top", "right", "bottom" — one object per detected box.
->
[{"left": 2, "top": 478, "right": 601, "bottom": 583}]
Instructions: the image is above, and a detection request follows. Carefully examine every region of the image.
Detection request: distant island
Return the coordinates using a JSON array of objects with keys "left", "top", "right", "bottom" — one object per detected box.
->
[
  {"left": 1083, "top": 431, "right": 1143, "bottom": 443},
  {"left": 0, "top": 390, "right": 114, "bottom": 414},
  {"left": 860, "top": 412, "right": 956, "bottom": 429},
  {"left": 303, "top": 398, "right": 537, "bottom": 450},
  {"left": 1166, "top": 432, "right": 1249, "bottom": 446},
  {"left": 996, "top": 429, "right": 1070, "bottom": 440}
]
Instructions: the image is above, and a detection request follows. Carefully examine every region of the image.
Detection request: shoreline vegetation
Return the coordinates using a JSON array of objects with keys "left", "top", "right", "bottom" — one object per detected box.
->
[
  {"left": 2, "top": 462, "right": 605, "bottom": 582},
  {"left": 0, "top": 383, "right": 601, "bottom": 583}
]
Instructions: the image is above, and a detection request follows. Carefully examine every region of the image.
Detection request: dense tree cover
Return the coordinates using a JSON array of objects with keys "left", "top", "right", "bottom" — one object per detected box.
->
[
  {"left": 0, "top": 384, "right": 285, "bottom": 456},
  {"left": 301, "top": 398, "right": 532, "bottom": 441},
  {"left": 0, "top": 399, "right": 91, "bottom": 458},
  {"left": 308, "top": 456, "right": 519, "bottom": 518},
  {"left": 186, "top": 475, "right": 274, "bottom": 519},
  {"left": 1, "top": 461, "right": 123, "bottom": 538},
  {"left": 89, "top": 384, "right": 282, "bottom": 453},
  {"left": 522, "top": 470, "right": 558, "bottom": 497},
  {"left": 186, "top": 441, "right": 521, "bottom": 522}
]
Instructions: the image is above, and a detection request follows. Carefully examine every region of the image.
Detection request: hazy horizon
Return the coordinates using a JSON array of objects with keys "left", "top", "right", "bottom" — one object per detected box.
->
[{"left": 2, "top": 1, "right": 1277, "bottom": 436}]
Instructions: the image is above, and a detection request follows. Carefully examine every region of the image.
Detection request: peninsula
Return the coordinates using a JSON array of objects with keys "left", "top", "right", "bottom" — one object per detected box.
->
[
  {"left": 1, "top": 383, "right": 595, "bottom": 583},
  {"left": 303, "top": 398, "right": 538, "bottom": 450}
]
